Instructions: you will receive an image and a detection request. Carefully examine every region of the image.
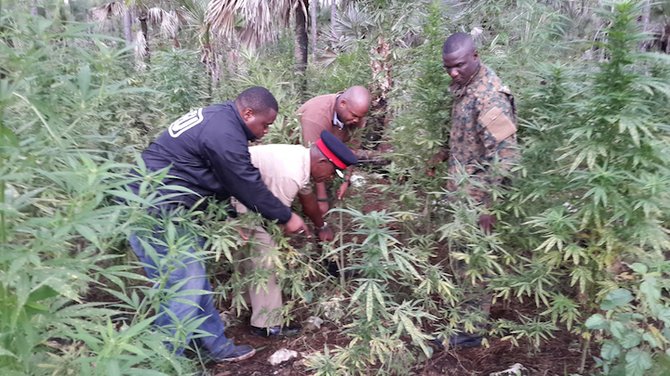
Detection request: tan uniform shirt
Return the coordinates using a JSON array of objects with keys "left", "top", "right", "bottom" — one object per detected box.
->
[
  {"left": 447, "top": 64, "right": 519, "bottom": 205},
  {"left": 233, "top": 144, "right": 311, "bottom": 213},
  {"left": 231, "top": 144, "right": 310, "bottom": 329},
  {"left": 298, "top": 93, "right": 352, "bottom": 146}
]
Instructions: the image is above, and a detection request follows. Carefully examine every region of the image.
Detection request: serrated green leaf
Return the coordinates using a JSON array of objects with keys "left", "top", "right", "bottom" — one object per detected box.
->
[
  {"left": 624, "top": 348, "right": 652, "bottom": 376},
  {"left": 601, "top": 341, "right": 621, "bottom": 361},
  {"left": 639, "top": 276, "right": 660, "bottom": 302},
  {"left": 585, "top": 314, "right": 608, "bottom": 330},
  {"left": 601, "top": 288, "right": 633, "bottom": 310},
  {"left": 619, "top": 331, "right": 642, "bottom": 349},
  {"left": 610, "top": 321, "right": 627, "bottom": 340},
  {"left": 629, "top": 263, "right": 648, "bottom": 274}
]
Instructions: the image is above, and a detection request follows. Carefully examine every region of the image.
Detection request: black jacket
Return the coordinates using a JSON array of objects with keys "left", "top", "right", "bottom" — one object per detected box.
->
[{"left": 134, "top": 101, "right": 291, "bottom": 223}]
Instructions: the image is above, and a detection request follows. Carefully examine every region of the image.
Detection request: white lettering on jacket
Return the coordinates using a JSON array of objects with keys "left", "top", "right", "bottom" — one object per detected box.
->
[{"left": 168, "top": 108, "right": 204, "bottom": 138}]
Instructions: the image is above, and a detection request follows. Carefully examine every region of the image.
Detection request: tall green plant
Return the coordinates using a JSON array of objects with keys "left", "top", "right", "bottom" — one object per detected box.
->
[
  {"left": 499, "top": 0, "right": 670, "bottom": 373},
  {"left": 0, "top": 7, "right": 205, "bottom": 375},
  {"left": 387, "top": 0, "right": 450, "bottom": 173},
  {"left": 304, "top": 208, "right": 457, "bottom": 375}
]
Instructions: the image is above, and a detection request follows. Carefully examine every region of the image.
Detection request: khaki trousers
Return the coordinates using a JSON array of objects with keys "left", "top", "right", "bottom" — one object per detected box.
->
[{"left": 243, "top": 226, "right": 283, "bottom": 328}]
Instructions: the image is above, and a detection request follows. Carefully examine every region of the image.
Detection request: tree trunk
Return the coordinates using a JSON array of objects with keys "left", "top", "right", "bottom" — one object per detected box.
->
[
  {"left": 200, "top": 23, "right": 215, "bottom": 99},
  {"left": 310, "top": 0, "right": 317, "bottom": 61},
  {"left": 640, "top": 0, "right": 651, "bottom": 51},
  {"left": 122, "top": 5, "right": 133, "bottom": 46},
  {"left": 295, "top": 0, "right": 309, "bottom": 99},
  {"left": 139, "top": 10, "right": 150, "bottom": 63}
]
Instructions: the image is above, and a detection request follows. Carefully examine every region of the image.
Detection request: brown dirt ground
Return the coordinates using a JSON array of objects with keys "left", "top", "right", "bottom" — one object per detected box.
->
[{"left": 209, "top": 302, "right": 591, "bottom": 376}]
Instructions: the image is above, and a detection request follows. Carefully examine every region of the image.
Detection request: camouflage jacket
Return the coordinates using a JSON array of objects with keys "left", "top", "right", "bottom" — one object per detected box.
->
[{"left": 446, "top": 64, "right": 519, "bottom": 206}]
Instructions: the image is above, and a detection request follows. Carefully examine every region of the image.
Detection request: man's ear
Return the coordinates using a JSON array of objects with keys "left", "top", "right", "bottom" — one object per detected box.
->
[
  {"left": 241, "top": 108, "right": 254, "bottom": 120},
  {"left": 339, "top": 98, "right": 347, "bottom": 109}
]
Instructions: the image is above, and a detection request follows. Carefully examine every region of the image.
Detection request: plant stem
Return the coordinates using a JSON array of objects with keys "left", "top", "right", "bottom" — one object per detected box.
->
[
  {"left": 579, "top": 335, "right": 590, "bottom": 373},
  {"left": 0, "top": 179, "right": 5, "bottom": 244},
  {"left": 339, "top": 206, "right": 345, "bottom": 289}
]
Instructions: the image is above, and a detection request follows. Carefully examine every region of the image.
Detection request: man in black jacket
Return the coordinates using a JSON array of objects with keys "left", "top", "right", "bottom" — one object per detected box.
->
[{"left": 129, "top": 87, "right": 308, "bottom": 363}]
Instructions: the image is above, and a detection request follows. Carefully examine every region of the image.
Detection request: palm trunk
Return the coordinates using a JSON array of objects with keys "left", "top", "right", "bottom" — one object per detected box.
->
[
  {"left": 122, "top": 6, "right": 133, "bottom": 46},
  {"left": 139, "top": 10, "right": 150, "bottom": 63},
  {"left": 310, "top": 0, "right": 317, "bottom": 61},
  {"left": 295, "top": 0, "right": 309, "bottom": 99},
  {"left": 640, "top": 0, "right": 651, "bottom": 51},
  {"left": 201, "top": 23, "right": 214, "bottom": 99}
]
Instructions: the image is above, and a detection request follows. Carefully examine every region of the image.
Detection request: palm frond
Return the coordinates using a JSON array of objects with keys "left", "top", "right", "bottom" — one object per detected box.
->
[
  {"left": 205, "top": 0, "right": 294, "bottom": 48},
  {"left": 147, "top": 7, "right": 180, "bottom": 39},
  {"left": 134, "top": 30, "right": 148, "bottom": 71},
  {"left": 89, "top": 1, "right": 125, "bottom": 22},
  {"left": 175, "top": 0, "right": 207, "bottom": 26}
]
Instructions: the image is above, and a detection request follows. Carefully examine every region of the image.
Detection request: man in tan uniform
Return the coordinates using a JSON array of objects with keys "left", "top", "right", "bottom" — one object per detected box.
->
[
  {"left": 428, "top": 32, "right": 519, "bottom": 348},
  {"left": 232, "top": 131, "right": 357, "bottom": 337},
  {"left": 298, "top": 86, "right": 371, "bottom": 214}
]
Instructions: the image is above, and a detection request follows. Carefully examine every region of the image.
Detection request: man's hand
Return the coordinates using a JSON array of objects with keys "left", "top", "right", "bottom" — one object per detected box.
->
[
  {"left": 478, "top": 214, "right": 496, "bottom": 234},
  {"left": 283, "top": 212, "right": 311, "bottom": 237},
  {"left": 336, "top": 180, "right": 350, "bottom": 200},
  {"left": 316, "top": 223, "right": 334, "bottom": 242},
  {"left": 237, "top": 227, "right": 251, "bottom": 241}
]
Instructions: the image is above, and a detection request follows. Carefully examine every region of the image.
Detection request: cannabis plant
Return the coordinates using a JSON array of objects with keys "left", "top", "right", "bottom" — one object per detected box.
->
[{"left": 500, "top": 0, "right": 670, "bottom": 373}]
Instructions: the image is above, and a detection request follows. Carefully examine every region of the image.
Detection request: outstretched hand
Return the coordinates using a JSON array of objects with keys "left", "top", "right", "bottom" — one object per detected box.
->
[
  {"left": 336, "top": 180, "right": 350, "bottom": 200},
  {"left": 317, "top": 225, "right": 334, "bottom": 242},
  {"left": 283, "top": 212, "right": 311, "bottom": 238}
]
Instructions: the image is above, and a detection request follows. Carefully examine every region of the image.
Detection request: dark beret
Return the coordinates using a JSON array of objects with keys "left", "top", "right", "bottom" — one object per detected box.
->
[{"left": 315, "top": 130, "right": 358, "bottom": 169}]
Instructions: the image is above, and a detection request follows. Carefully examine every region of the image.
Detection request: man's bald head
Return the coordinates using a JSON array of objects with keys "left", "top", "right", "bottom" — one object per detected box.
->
[
  {"left": 341, "top": 86, "right": 371, "bottom": 110},
  {"left": 442, "top": 32, "right": 475, "bottom": 56},
  {"left": 337, "top": 85, "right": 371, "bottom": 128}
]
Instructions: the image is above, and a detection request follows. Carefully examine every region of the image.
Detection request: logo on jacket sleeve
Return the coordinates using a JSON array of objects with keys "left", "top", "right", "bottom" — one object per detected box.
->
[{"left": 168, "top": 108, "right": 204, "bottom": 138}]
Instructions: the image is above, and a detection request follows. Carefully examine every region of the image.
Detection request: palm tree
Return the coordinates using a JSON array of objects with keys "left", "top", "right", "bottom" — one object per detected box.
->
[
  {"left": 90, "top": 1, "right": 192, "bottom": 68},
  {"left": 205, "top": 0, "right": 310, "bottom": 97}
]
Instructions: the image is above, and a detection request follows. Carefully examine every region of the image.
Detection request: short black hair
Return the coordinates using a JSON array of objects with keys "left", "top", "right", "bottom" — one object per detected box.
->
[
  {"left": 236, "top": 86, "right": 278, "bottom": 113},
  {"left": 442, "top": 32, "right": 474, "bottom": 55}
]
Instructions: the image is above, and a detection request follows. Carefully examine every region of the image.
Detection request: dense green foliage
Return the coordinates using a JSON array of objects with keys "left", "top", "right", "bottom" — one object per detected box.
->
[{"left": 2, "top": 0, "right": 670, "bottom": 375}]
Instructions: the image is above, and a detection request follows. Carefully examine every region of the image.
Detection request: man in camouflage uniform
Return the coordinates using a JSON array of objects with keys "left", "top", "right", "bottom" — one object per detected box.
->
[
  {"left": 428, "top": 32, "right": 519, "bottom": 348},
  {"left": 430, "top": 32, "right": 518, "bottom": 232}
]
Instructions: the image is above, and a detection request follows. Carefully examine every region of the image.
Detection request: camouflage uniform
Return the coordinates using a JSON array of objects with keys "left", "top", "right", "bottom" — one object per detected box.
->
[
  {"left": 443, "top": 64, "right": 519, "bottom": 330},
  {"left": 446, "top": 64, "right": 518, "bottom": 206}
]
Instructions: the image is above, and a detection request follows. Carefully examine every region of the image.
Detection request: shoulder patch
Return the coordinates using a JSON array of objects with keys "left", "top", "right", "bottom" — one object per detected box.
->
[
  {"left": 479, "top": 107, "right": 516, "bottom": 142},
  {"left": 168, "top": 108, "right": 204, "bottom": 138},
  {"left": 498, "top": 86, "right": 511, "bottom": 96}
]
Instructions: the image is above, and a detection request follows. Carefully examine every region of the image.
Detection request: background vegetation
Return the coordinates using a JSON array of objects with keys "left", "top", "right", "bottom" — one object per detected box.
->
[{"left": 2, "top": 0, "right": 670, "bottom": 375}]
